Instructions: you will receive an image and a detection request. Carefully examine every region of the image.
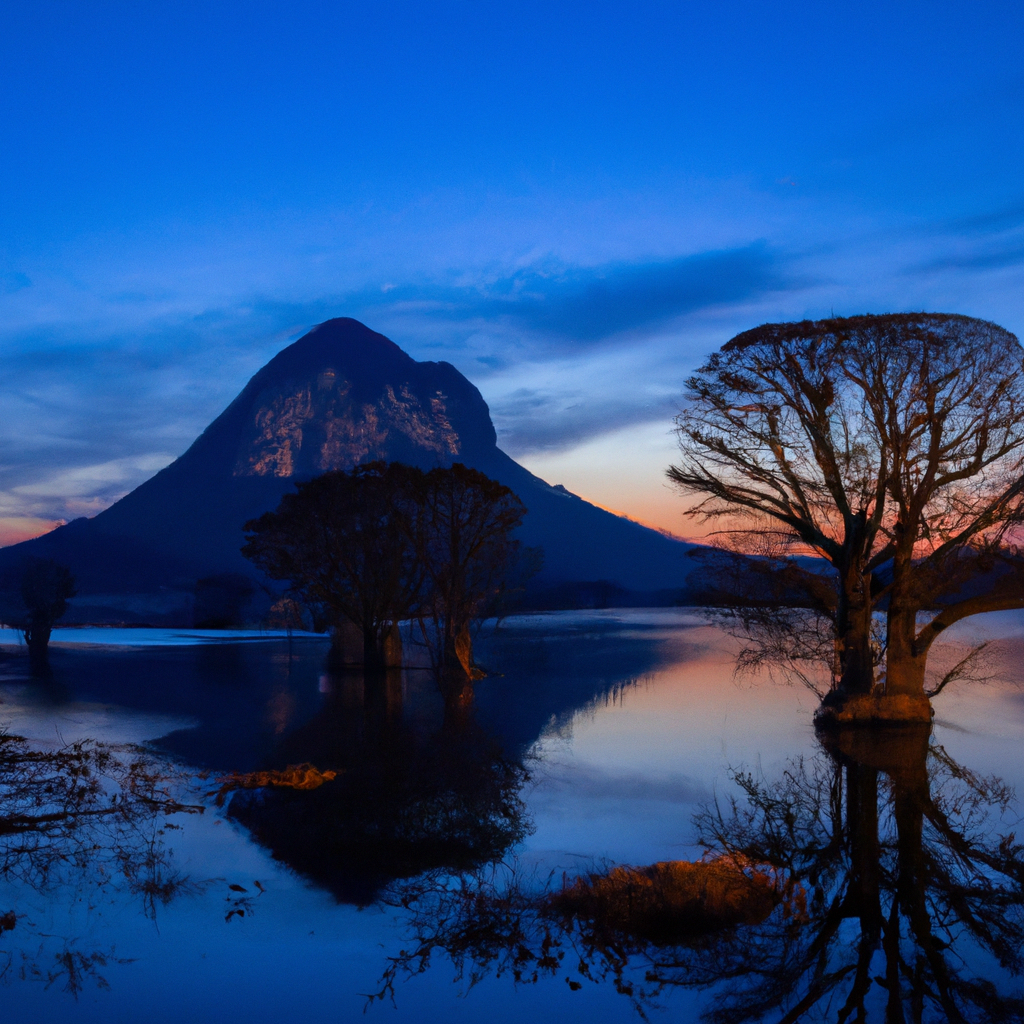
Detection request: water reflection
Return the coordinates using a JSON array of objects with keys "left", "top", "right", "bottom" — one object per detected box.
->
[
  {"left": 378, "top": 725, "right": 1024, "bottom": 1020},
  {"left": 226, "top": 670, "right": 533, "bottom": 903},
  {"left": 0, "top": 732, "right": 202, "bottom": 994},
  {"left": 689, "top": 727, "right": 1024, "bottom": 1021},
  {"left": 0, "top": 614, "right": 690, "bottom": 1007}
]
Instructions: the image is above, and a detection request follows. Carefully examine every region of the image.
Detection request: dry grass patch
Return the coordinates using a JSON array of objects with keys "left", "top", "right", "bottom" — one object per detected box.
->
[
  {"left": 213, "top": 763, "right": 339, "bottom": 806},
  {"left": 549, "top": 855, "right": 795, "bottom": 945}
]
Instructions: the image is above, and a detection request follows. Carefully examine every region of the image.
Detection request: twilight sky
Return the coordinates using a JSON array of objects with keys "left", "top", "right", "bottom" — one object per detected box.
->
[{"left": 2, "top": 1, "right": 1024, "bottom": 545}]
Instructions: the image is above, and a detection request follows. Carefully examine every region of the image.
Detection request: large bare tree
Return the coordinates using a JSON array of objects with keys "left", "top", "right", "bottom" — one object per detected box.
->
[{"left": 668, "top": 313, "right": 1024, "bottom": 723}]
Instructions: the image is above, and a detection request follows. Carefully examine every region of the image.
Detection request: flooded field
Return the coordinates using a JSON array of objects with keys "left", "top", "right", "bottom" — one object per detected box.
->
[{"left": 2, "top": 610, "right": 1024, "bottom": 1022}]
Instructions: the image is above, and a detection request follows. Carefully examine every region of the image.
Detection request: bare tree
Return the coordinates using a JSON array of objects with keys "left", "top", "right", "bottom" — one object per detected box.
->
[
  {"left": 410, "top": 464, "right": 537, "bottom": 703},
  {"left": 669, "top": 314, "right": 1024, "bottom": 723}
]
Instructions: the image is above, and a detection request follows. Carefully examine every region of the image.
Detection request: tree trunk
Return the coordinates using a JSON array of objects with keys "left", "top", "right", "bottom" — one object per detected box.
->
[
  {"left": 887, "top": 729, "right": 942, "bottom": 1006},
  {"left": 329, "top": 620, "right": 402, "bottom": 673},
  {"left": 23, "top": 622, "right": 52, "bottom": 676},
  {"left": 846, "top": 758, "right": 883, "bottom": 936},
  {"left": 817, "top": 565, "right": 876, "bottom": 724},
  {"left": 884, "top": 606, "right": 928, "bottom": 698},
  {"left": 819, "top": 529, "right": 932, "bottom": 725},
  {"left": 883, "top": 540, "right": 933, "bottom": 722},
  {"left": 825, "top": 725, "right": 934, "bottom": 1012},
  {"left": 436, "top": 622, "right": 474, "bottom": 706},
  {"left": 836, "top": 568, "right": 874, "bottom": 695},
  {"left": 328, "top": 620, "right": 364, "bottom": 668},
  {"left": 819, "top": 511, "right": 876, "bottom": 724}
]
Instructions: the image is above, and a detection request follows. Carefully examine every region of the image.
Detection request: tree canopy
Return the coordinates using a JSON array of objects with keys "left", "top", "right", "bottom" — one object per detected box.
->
[
  {"left": 0, "top": 558, "right": 77, "bottom": 674},
  {"left": 411, "top": 464, "right": 536, "bottom": 697},
  {"left": 243, "top": 462, "right": 538, "bottom": 692},
  {"left": 668, "top": 313, "right": 1024, "bottom": 723},
  {"left": 242, "top": 461, "right": 424, "bottom": 672}
]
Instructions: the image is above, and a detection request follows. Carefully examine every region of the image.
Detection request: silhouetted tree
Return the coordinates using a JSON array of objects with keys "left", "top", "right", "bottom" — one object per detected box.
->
[
  {"left": 242, "top": 462, "right": 423, "bottom": 672},
  {"left": 243, "top": 462, "right": 539, "bottom": 689},
  {"left": 2, "top": 559, "right": 77, "bottom": 674},
  {"left": 669, "top": 313, "right": 1024, "bottom": 723},
  {"left": 410, "top": 464, "right": 537, "bottom": 702}
]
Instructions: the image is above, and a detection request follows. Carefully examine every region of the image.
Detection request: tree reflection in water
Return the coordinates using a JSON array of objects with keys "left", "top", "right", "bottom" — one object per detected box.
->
[
  {"left": 375, "top": 726, "right": 1024, "bottom": 1021},
  {"left": 0, "top": 731, "right": 202, "bottom": 995},
  {"left": 226, "top": 670, "right": 533, "bottom": 904}
]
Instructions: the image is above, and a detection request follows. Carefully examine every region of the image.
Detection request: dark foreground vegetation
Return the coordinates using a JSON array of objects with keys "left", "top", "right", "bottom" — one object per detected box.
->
[{"left": 0, "top": 732, "right": 203, "bottom": 994}]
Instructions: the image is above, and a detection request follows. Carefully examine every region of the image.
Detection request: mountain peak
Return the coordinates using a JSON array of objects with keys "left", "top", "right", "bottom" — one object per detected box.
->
[
  {"left": 257, "top": 318, "right": 415, "bottom": 383},
  {"left": 190, "top": 318, "right": 497, "bottom": 481}
]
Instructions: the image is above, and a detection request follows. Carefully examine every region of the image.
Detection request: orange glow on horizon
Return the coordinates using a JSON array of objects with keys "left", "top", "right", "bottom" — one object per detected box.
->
[{"left": 0, "top": 517, "right": 65, "bottom": 549}]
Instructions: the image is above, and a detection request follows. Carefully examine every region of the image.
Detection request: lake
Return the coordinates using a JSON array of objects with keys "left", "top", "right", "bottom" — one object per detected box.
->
[{"left": 2, "top": 609, "right": 1024, "bottom": 1022}]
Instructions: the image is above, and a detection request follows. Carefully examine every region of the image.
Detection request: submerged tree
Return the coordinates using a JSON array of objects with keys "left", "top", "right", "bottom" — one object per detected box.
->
[
  {"left": 668, "top": 313, "right": 1024, "bottom": 723},
  {"left": 242, "top": 462, "right": 423, "bottom": 672},
  {"left": 243, "top": 461, "right": 538, "bottom": 692},
  {"left": 411, "top": 464, "right": 536, "bottom": 702},
  {"left": 0, "top": 558, "right": 77, "bottom": 675}
]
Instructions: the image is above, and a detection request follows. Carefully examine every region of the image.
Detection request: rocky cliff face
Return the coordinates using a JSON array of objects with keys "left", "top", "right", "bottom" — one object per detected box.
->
[
  {"left": 236, "top": 375, "right": 460, "bottom": 478},
  {"left": 0, "top": 319, "right": 696, "bottom": 622},
  {"left": 195, "top": 319, "right": 499, "bottom": 480}
]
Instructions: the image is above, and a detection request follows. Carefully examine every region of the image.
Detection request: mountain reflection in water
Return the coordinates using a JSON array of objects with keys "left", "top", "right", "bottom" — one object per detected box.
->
[
  {"left": 0, "top": 612, "right": 677, "bottom": 1008},
  {"left": 378, "top": 724, "right": 1024, "bottom": 1021}
]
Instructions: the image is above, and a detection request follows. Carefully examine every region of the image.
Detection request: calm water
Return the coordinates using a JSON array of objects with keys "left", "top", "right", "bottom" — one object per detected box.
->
[{"left": 2, "top": 610, "right": 1024, "bottom": 1022}]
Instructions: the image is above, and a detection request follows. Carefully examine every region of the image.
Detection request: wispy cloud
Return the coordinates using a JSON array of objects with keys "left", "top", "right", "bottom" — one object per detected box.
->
[
  {"left": 912, "top": 241, "right": 1024, "bottom": 274},
  {"left": 423, "top": 243, "right": 795, "bottom": 341},
  {"left": 931, "top": 202, "right": 1024, "bottom": 237},
  {"left": 2, "top": 203, "right": 1023, "bottom": 544},
  {"left": 333, "top": 242, "right": 799, "bottom": 347},
  {"left": 0, "top": 240, "right": 806, "bottom": 520}
]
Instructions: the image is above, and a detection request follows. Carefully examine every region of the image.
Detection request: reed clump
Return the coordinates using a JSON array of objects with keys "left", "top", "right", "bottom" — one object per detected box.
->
[{"left": 548, "top": 855, "right": 792, "bottom": 945}]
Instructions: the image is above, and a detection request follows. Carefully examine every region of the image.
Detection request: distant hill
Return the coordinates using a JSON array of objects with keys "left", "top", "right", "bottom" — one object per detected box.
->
[{"left": 0, "top": 319, "right": 699, "bottom": 623}]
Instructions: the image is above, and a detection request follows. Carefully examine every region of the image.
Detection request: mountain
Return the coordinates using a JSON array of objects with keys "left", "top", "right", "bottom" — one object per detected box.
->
[{"left": 0, "top": 319, "right": 698, "bottom": 623}]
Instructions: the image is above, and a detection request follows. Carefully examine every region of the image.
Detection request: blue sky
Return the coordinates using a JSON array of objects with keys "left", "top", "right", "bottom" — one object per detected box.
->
[{"left": 2, "top": 1, "right": 1024, "bottom": 542}]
